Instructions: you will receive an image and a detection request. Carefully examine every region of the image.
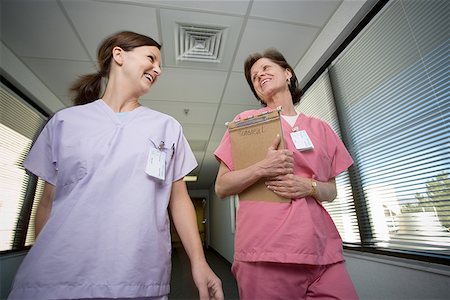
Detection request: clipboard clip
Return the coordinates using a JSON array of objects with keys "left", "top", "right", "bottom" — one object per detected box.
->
[{"left": 226, "top": 107, "right": 283, "bottom": 129}]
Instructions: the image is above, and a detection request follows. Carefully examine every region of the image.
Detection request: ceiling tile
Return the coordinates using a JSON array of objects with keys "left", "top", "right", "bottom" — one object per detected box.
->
[
  {"left": 193, "top": 151, "right": 205, "bottom": 164},
  {"left": 209, "top": 125, "right": 228, "bottom": 143},
  {"left": 182, "top": 124, "right": 213, "bottom": 141},
  {"left": 1, "top": 0, "right": 90, "bottom": 60},
  {"left": 222, "top": 72, "right": 258, "bottom": 105},
  {"left": 215, "top": 103, "right": 262, "bottom": 127},
  {"left": 21, "top": 57, "right": 96, "bottom": 101},
  {"left": 143, "top": 68, "right": 228, "bottom": 103},
  {"left": 195, "top": 159, "right": 220, "bottom": 188},
  {"left": 141, "top": 100, "right": 218, "bottom": 126},
  {"left": 61, "top": 0, "right": 160, "bottom": 60},
  {"left": 250, "top": 0, "right": 342, "bottom": 27},
  {"left": 232, "top": 19, "right": 319, "bottom": 72},
  {"left": 124, "top": 0, "right": 250, "bottom": 15},
  {"left": 206, "top": 140, "right": 222, "bottom": 154}
]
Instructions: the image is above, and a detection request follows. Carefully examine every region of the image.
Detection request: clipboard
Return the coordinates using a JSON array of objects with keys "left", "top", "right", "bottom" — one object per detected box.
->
[{"left": 226, "top": 107, "right": 290, "bottom": 203}]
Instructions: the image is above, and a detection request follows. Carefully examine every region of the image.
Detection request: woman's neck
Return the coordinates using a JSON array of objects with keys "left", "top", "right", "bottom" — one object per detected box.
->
[
  {"left": 101, "top": 94, "right": 141, "bottom": 113},
  {"left": 102, "top": 84, "right": 141, "bottom": 112},
  {"left": 264, "top": 92, "right": 297, "bottom": 116}
]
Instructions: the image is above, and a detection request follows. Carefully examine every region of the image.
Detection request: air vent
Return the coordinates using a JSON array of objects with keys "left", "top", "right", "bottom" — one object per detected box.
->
[{"left": 176, "top": 23, "right": 227, "bottom": 63}]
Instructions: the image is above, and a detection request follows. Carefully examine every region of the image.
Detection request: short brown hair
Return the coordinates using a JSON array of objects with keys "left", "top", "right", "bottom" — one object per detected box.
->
[{"left": 244, "top": 48, "right": 303, "bottom": 106}]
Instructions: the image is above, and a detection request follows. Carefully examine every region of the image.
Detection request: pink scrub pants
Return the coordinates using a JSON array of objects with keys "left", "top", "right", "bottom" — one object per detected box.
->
[{"left": 232, "top": 260, "right": 358, "bottom": 300}]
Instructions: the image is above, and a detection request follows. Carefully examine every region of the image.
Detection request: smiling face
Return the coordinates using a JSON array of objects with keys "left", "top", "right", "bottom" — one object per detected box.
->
[
  {"left": 250, "top": 57, "right": 291, "bottom": 103},
  {"left": 120, "top": 45, "right": 162, "bottom": 96}
]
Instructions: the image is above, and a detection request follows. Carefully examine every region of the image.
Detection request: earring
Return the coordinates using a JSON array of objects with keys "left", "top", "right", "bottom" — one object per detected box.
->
[{"left": 287, "top": 78, "right": 291, "bottom": 85}]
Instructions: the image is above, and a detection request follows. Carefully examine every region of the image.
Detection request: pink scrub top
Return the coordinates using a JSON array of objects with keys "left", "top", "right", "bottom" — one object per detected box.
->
[
  {"left": 9, "top": 100, "right": 197, "bottom": 299},
  {"left": 214, "top": 107, "right": 353, "bottom": 266}
]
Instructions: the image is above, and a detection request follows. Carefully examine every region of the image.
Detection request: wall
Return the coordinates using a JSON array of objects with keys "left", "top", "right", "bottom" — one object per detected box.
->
[
  {"left": 0, "top": 251, "right": 26, "bottom": 300},
  {"left": 188, "top": 189, "right": 210, "bottom": 246},
  {"left": 345, "top": 251, "right": 450, "bottom": 300},
  {"left": 208, "top": 188, "right": 235, "bottom": 263}
]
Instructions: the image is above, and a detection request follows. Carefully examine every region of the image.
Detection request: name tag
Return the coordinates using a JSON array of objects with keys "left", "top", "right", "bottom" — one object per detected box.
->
[
  {"left": 290, "top": 130, "right": 314, "bottom": 151},
  {"left": 145, "top": 148, "right": 166, "bottom": 180}
]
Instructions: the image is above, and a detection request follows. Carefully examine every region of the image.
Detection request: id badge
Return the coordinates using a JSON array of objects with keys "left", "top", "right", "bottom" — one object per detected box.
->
[
  {"left": 145, "top": 148, "right": 166, "bottom": 180},
  {"left": 290, "top": 130, "right": 314, "bottom": 151}
]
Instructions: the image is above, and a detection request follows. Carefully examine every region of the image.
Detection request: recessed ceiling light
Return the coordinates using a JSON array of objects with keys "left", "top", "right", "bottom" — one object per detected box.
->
[{"left": 183, "top": 175, "right": 198, "bottom": 182}]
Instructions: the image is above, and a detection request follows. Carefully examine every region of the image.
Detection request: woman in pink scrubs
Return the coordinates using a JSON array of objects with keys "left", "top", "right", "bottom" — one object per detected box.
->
[
  {"left": 9, "top": 31, "right": 223, "bottom": 300},
  {"left": 214, "top": 48, "right": 358, "bottom": 299}
]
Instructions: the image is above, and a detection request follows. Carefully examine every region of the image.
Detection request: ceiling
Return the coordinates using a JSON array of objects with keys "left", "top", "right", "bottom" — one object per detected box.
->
[{"left": 1, "top": 0, "right": 376, "bottom": 190}]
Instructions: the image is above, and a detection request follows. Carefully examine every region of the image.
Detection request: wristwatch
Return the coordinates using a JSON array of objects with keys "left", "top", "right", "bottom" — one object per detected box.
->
[{"left": 310, "top": 180, "right": 318, "bottom": 197}]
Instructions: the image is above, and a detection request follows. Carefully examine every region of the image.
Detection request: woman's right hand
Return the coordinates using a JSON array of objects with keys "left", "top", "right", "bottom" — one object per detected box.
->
[
  {"left": 215, "top": 134, "right": 293, "bottom": 198},
  {"left": 257, "top": 134, "right": 294, "bottom": 177}
]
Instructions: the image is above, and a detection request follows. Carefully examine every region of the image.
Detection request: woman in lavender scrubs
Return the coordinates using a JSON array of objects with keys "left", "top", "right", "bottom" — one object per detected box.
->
[{"left": 9, "top": 31, "right": 223, "bottom": 300}]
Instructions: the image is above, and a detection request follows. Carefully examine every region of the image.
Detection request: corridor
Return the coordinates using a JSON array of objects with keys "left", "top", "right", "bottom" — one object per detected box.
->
[{"left": 169, "top": 244, "right": 239, "bottom": 300}]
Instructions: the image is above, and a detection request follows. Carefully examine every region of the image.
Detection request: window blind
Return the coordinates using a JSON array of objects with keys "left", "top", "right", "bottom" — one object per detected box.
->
[
  {"left": 0, "top": 82, "right": 46, "bottom": 251},
  {"left": 296, "top": 71, "right": 360, "bottom": 243},
  {"left": 328, "top": 0, "right": 449, "bottom": 255}
]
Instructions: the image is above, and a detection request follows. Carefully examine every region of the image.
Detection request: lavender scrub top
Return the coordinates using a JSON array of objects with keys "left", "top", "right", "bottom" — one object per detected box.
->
[
  {"left": 8, "top": 100, "right": 197, "bottom": 299},
  {"left": 215, "top": 107, "right": 353, "bottom": 266}
]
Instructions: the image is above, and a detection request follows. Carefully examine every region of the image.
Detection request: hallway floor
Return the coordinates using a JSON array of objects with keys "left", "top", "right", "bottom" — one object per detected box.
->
[{"left": 169, "top": 243, "right": 239, "bottom": 300}]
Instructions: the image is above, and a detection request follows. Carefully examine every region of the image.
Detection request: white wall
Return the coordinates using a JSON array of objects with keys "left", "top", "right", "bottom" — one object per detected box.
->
[
  {"left": 0, "top": 251, "right": 25, "bottom": 300},
  {"left": 188, "top": 189, "right": 211, "bottom": 246},
  {"left": 345, "top": 251, "right": 450, "bottom": 300},
  {"left": 208, "top": 188, "right": 235, "bottom": 263}
]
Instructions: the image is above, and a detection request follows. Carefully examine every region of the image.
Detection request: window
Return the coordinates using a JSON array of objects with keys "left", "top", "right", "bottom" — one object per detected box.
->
[
  {"left": 297, "top": 71, "right": 360, "bottom": 243},
  {"left": 300, "top": 0, "right": 449, "bottom": 259},
  {"left": 0, "top": 81, "right": 47, "bottom": 252}
]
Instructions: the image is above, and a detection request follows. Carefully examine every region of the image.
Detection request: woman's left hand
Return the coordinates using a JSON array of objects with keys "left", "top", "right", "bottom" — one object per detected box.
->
[
  {"left": 266, "top": 174, "right": 311, "bottom": 199},
  {"left": 192, "top": 260, "right": 224, "bottom": 300},
  {"left": 266, "top": 175, "right": 338, "bottom": 202},
  {"left": 265, "top": 174, "right": 312, "bottom": 199}
]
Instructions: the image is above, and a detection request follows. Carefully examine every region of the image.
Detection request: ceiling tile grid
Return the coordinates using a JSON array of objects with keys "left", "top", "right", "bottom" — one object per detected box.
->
[{"left": 1, "top": 0, "right": 369, "bottom": 189}]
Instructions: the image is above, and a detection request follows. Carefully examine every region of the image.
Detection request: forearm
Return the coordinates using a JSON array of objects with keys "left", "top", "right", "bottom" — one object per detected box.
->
[
  {"left": 169, "top": 180, "right": 206, "bottom": 265},
  {"left": 215, "top": 162, "right": 264, "bottom": 198},
  {"left": 35, "top": 182, "right": 55, "bottom": 237}
]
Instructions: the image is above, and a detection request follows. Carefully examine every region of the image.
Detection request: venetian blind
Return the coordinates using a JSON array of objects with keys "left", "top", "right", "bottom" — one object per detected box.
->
[
  {"left": 0, "top": 82, "right": 46, "bottom": 251},
  {"left": 296, "top": 71, "right": 360, "bottom": 243},
  {"left": 328, "top": 0, "right": 449, "bottom": 255}
]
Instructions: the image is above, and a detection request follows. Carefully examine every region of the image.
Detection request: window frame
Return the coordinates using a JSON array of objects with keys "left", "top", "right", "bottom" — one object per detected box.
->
[
  {"left": 0, "top": 75, "right": 49, "bottom": 254},
  {"left": 301, "top": 0, "right": 450, "bottom": 265}
]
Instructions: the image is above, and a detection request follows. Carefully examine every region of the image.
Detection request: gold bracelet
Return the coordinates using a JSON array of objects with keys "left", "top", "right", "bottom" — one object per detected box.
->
[{"left": 310, "top": 180, "right": 318, "bottom": 197}]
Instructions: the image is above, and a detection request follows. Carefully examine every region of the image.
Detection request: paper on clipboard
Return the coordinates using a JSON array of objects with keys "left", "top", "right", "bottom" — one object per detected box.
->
[{"left": 226, "top": 107, "right": 290, "bottom": 203}]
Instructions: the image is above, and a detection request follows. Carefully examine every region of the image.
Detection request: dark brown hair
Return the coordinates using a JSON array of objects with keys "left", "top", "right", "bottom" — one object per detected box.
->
[
  {"left": 70, "top": 31, "right": 161, "bottom": 106},
  {"left": 244, "top": 48, "right": 303, "bottom": 106}
]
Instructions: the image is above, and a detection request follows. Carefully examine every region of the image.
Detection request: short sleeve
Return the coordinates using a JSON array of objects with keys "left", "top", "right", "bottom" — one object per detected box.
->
[
  {"left": 23, "top": 118, "right": 57, "bottom": 185},
  {"left": 214, "top": 129, "right": 234, "bottom": 171},
  {"left": 171, "top": 126, "right": 198, "bottom": 182},
  {"left": 323, "top": 122, "right": 353, "bottom": 178}
]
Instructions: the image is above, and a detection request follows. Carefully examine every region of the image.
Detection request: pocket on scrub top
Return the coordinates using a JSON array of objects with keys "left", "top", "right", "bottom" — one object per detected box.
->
[{"left": 58, "top": 140, "right": 89, "bottom": 189}]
